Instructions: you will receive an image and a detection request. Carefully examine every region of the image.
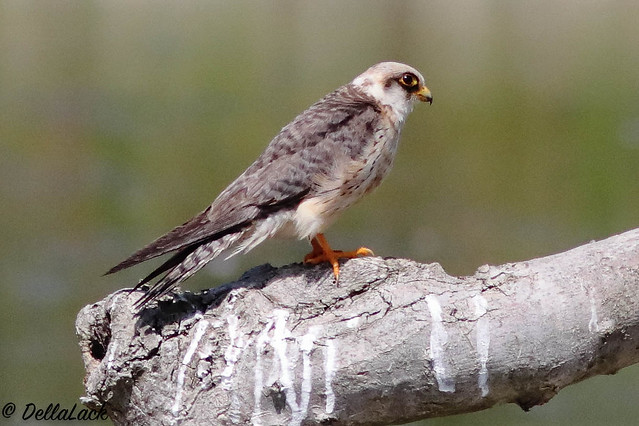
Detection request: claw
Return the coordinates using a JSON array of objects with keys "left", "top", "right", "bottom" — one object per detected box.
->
[{"left": 303, "top": 234, "right": 374, "bottom": 279}]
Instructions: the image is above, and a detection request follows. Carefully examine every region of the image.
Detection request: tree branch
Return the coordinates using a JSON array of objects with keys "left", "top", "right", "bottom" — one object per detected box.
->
[{"left": 76, "top": 228, "right": 639, "bottom": 425}]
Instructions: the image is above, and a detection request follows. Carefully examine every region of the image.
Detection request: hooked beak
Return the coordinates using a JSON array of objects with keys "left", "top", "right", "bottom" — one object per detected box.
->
[{"left": 416, "top": 86, "right": 433, "bottom": 104}]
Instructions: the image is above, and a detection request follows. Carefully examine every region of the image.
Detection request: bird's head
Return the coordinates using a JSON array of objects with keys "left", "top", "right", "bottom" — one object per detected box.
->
[{"left": 352, "top": 62, "right": 432, "bottom": 121}]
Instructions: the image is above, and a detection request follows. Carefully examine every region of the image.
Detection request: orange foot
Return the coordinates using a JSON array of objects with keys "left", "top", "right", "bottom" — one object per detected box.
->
[{"left": 303, "top": 233, "right": 374, "bottom": 280}]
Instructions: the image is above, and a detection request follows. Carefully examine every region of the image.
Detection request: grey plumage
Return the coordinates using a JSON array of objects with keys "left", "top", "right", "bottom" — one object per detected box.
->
[{"left": 106, "top": 62, "right": 431, "bottom": 307}]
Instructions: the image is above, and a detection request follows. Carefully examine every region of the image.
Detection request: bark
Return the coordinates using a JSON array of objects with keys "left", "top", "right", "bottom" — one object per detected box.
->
[{"left": 76, "top": 228, "right": 639, "bottom": 425}]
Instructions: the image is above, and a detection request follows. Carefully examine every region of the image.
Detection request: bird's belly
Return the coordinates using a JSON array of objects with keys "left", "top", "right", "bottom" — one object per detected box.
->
[
  {"left": 292, "top": 135, "right": 398, "bottom": 239},
  {"left": 338, "top": 133, "right": 398, "bottom": 206}
]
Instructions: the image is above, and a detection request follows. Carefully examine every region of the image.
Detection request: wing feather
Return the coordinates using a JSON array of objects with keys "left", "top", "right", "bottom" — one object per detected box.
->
[{"left": 106, "top": 83, "right": 381, "bottom": 275}]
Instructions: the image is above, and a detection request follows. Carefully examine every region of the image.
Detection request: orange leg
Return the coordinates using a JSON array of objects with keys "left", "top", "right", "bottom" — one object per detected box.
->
[
  {"left": 303, "top": 236, "right": 325, "bottom": 262},
  {"left": 303, "top": 233, "right": 374, "bottom": 280}
]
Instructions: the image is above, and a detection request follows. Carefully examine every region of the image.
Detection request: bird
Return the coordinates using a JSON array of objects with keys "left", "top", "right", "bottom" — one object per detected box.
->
[{"left": 106, "top": 62, "right": 432, "bottom": 307}]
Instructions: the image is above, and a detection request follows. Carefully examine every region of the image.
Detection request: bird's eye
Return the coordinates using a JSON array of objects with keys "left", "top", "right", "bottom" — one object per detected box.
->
[{"left": 399, "top": 73, "right": 419, "bottom": 90}]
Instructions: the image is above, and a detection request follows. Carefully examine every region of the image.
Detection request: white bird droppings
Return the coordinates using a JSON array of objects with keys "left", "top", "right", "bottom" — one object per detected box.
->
[
  {"left": 290, "top": 326, "right": 321, "bottom": 426},
  {"left": 426, "top": 294, "right": 455, "bottom": 393},
  {"left": 252, "top": 310, "right": 339, "bottom": 424},
  {"left": 172, "top": 317, "right": 209, "bottom": 416},
  {"left": 324, "top": 338, "right": 337, "bottom": 413},
  {"left": 271, "top": 309, "right": 299, "bottom": 414},
  {"left": 221, "top": 315, "right": 244, "bottom": 390},
  {"left": 106, "top": 341, "right": 118, "bottom": 370},
  {"left": 251, "top": 317, "right": 275, "bottom": 426},
  {"left": 472, "top": 294, "right": 490, "bottom": 397}
]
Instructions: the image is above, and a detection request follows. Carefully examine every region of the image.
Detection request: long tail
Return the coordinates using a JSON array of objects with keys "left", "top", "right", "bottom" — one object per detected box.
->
[{"left": 133, "top": 231, "right": 244, "bottom": 307}]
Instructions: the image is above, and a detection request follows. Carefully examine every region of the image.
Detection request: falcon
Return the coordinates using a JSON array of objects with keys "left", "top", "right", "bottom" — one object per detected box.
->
[{"left": 106, "top": 62, "right": 432, "bottom": 306}]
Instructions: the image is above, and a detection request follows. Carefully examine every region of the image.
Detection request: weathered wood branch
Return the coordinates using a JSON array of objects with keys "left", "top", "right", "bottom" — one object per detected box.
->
[{"left": 76, "top": 228, "right": 639, "bottom": 425}]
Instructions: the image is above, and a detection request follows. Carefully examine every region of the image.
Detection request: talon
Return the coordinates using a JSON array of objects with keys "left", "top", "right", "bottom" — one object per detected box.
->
[
  {"left": 354, "top": 247, "right": 374, "bottom": 257},
  {"left": 303, "top": 234, "right": 374, "bottom": 279}
]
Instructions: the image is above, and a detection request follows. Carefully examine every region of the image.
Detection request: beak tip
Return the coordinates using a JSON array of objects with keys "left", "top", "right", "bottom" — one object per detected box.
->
[
  {"left": 419, "top": 94, "right": 433, "bottom": 105},
  {"left": 417, "top": 86, "right": 433, "bottom": 104}
]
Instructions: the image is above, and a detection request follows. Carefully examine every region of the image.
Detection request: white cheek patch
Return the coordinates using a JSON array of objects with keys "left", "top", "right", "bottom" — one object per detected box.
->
[{"left": 353, "top": 78, "right": 415, "bottom": 122}]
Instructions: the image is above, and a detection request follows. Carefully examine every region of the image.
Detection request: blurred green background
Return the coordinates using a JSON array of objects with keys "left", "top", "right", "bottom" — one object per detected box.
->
[{"left": 1, "top": 1, "right": 638, "bottom": 425}]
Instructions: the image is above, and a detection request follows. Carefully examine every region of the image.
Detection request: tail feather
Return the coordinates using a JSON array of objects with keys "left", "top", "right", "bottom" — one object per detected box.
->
[
  {"left": 133, "top": 231, "right": 245, "bottom": 307},
  {"left": 133, "top": 245, "right": 198, "bottom": 289},
  {"left": 105, "top": 218, "right": 252, "bottom": 276}
]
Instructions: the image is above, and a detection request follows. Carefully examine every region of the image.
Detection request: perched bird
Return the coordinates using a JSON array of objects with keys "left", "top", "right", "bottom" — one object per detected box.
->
[{"left": 106, "top": 62, "right": 432, "bottom": 306}]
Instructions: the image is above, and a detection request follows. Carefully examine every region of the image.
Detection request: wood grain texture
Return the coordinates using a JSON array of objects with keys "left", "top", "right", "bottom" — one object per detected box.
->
[{"left": 77, "top": 228, "right": 639, "bottom": 425}]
